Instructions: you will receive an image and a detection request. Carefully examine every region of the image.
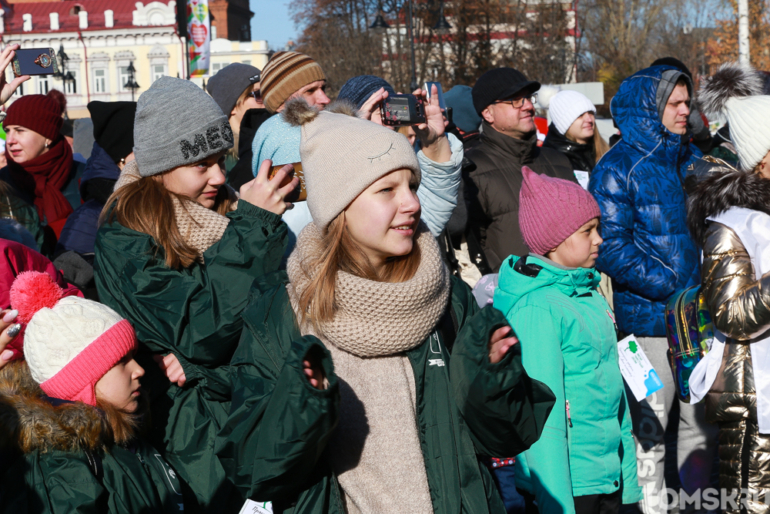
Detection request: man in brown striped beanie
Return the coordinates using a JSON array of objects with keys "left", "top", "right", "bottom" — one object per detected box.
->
[{"left": 260, "top": 51, "right": 330, "bottom": 113}]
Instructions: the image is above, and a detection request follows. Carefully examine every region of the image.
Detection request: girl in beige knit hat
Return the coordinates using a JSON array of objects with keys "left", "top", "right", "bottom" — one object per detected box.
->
[{"left": 218, "top": 99, "right": 557, "bottom": 514}]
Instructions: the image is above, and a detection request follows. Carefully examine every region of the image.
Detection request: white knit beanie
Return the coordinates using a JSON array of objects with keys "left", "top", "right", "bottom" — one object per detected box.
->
[
  {"left": 11, "top": 271, "right": 137, "bottom": 406},
  {"left": 284, "top": 99, "right": 421, "bottom": 230},
  {"left": 548, "top": 90, "right": 596, "bottom": 135},
  {"left": 724, "top": 95, "right": 770, "bottom": 170}
]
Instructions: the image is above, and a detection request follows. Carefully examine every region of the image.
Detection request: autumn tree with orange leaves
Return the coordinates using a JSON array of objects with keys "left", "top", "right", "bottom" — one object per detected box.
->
[{"left": 707, "top": 0, "right": 770, "bottom": 70}]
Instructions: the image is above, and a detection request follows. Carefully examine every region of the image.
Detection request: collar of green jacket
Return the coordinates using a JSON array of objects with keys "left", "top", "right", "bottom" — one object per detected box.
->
[{"left": 495, "top": 254, "right": 601, "bottom": 313}]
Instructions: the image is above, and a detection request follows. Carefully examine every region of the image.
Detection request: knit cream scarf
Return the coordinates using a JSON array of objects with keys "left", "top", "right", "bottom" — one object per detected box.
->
[
  {"left": 114, "top": 161, "right": 236, "bottom": 260},
  {"left": 287, "top": 222, "right": 449, "bottom": 514}
]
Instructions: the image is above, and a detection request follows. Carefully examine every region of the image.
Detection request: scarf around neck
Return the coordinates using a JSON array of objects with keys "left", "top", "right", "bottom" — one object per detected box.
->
[
  {"left": 287, "top": 221, "right": 450, "bottom": 357},
  {"left": 7, "top": 138, "right": 74, "bottom": 223},
  {"left": 287, "top": 221, "right": 449, "bottom": 513},
  {"left": 114, "top": 161, "right": 237, "bottom": 260}
]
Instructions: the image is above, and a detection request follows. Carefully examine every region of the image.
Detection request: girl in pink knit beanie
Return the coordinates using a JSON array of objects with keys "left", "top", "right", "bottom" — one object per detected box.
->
[
  {"left": 0, "top": 271, "right": 185, "bottom": 513},
  {"left": 492, "top": 167, "right": 642, "bottom": 513}
]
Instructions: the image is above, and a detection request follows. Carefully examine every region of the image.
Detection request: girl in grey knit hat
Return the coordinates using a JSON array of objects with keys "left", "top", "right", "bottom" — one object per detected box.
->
[{"left": 93, "top": 76, "right": 298, "bottom": 513}]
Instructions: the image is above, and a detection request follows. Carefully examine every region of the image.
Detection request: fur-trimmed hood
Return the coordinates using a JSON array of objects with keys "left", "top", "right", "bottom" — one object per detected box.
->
[
  {"left": 687, "top": 160, "right": 770, "bottom": 244},
  {"left": 0, "top": 361, "right": 134, "bottom": 455}
]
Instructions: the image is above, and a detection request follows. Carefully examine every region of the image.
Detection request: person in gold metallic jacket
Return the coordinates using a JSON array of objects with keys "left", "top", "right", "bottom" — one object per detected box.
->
[{"left": 687, "top": 62, "right": 770, "bottom": 513}]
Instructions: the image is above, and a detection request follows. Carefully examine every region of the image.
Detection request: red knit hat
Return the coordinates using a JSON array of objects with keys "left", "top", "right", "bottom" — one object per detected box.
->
[
  {"left": 518, "top": 166, "right": 601, "bottom": 255},
  {"left": 10, "top": 271, "right": 137, "bottom": 406},
  {"left": 3, "top": 93, "right": 64, "bottom": 141}
]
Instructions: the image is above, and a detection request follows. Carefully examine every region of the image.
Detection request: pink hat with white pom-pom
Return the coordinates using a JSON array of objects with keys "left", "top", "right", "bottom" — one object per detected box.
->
[{"left": 10, "top": 271, "right": 136, "bottom": 406}]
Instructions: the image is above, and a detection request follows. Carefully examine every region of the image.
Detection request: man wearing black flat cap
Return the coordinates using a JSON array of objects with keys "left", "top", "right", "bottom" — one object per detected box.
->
[{"left": 463, "top": 68, "right": 574, "bottom": 273}]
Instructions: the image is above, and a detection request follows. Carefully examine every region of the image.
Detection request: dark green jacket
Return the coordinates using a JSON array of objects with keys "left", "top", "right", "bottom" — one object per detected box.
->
[
  {"left": 217, "top": 272, "right": 556, "bottom": 513},
  {"left": 94, "top": 200, "right": 287, "bottom": 513},
  {"left": 0, "top": 362, "right": 184, "bottom": 514}
]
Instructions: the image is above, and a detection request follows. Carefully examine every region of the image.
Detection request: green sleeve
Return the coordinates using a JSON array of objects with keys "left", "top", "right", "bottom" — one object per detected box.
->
[
  {"left": 217, "top": 324, "right": 339, "bottom": 503},
  {"left": 513, "top": 304, "right": 575, "bottom": 514},
  {"left": 449, "top": 303, "right": 556, "bottom": 458},
  {"left": 95, "top": 201, "right": 287, "bottom": 399}
]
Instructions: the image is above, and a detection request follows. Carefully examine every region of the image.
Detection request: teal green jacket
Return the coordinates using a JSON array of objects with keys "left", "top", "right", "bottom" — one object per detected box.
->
[
  {"left": 493, "top": 255, "right": 642, "bottom": 512},
  {"left": 94, "top": 201, "right": 287, "bottom": 513},
  {"left": 216, "top": 272, "right": 556, "bottom": 513}
]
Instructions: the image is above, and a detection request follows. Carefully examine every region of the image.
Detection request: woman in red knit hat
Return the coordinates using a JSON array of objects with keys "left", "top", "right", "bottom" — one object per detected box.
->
[{"left": 0, "top": 89, "right": 84, "bottom": 252}]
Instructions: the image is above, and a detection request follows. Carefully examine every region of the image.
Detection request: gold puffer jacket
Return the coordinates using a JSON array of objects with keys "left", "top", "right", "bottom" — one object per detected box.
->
[
  {"left": 700, "top": 222, "right": 769, "bottom": 423},
  {"left": 687, "top": 158, "right": 770, "bottom": 424}
]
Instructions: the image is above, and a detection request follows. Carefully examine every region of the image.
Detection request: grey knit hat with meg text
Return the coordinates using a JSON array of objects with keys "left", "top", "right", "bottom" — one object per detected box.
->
[{"left": 133, "top": 76, "right": 234, "bottom": 177}]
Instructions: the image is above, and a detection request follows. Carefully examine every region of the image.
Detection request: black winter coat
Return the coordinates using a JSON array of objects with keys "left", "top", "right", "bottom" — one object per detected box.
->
[
  {"left": 464, "top": 122, "right": 574, "bottom": 272},
  {"left": 542, "top": 123, "right": 596, "bottom": 173}
]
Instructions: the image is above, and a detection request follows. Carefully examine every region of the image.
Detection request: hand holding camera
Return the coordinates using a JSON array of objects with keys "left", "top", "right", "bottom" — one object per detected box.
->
[{"left": 411, "top": 84, "right": 452, "bottom": 163}]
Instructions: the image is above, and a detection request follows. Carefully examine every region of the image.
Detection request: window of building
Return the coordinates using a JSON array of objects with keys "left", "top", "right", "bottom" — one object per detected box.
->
[
  {"left": 243, "top": 60, "right": 251, "bottom": 66},
  {"left": 65, "top": 71, "right": 78, "bottom": 94},
  {"left": 94, "top": 68, "right": 107, "bottom": 93},
  {"left": 210, "top": 62, "right": 230, "bottom": 73},
  {"left": 119, "top": 66, "right": 131, "bottom": 92},
  {"left": 152, "top": 64, "right": 166, "bottom": 83},
  {"left": 37, "top": 76, "right": 50, "bottom": 94}
]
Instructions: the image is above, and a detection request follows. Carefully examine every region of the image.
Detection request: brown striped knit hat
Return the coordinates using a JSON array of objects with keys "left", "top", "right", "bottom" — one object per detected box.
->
[{"left": 261, "top": 51, "right": 326, "bottom": 113}]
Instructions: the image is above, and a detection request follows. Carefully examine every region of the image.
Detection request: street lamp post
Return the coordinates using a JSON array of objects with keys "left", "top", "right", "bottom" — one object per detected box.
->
[
  {"left": 124, "top": 61, "right": 140, "bottom": 102},
  {"left": 368, "top": 0, "right": 451, "bottom": 92},
  {"left": 54, "top": 44, "right": 72, "bottom": 94}
]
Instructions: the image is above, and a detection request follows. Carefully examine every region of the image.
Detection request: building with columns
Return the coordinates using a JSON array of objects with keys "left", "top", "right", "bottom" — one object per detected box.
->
[{"left": 0, "top": 0, "right": 265, "bottom": 118}]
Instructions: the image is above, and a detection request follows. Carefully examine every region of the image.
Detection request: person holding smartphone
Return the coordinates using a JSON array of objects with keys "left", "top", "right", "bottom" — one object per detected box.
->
[{"left": 93, "top": 76, "right": 298, "bottom": 514}]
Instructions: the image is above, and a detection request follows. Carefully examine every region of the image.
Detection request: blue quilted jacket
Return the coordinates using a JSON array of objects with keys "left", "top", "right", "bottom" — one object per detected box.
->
[{"left": 588, "top": 66, "right": 701, "bottom": 337}]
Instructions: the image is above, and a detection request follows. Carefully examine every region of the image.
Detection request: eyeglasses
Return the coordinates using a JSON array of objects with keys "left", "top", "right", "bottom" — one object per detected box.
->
[
  {"left": 495, "top": 93, "right": 538, "bottom": 109},
  {"left": 250, "top": 91, "right": 262, "bottom": 102}
]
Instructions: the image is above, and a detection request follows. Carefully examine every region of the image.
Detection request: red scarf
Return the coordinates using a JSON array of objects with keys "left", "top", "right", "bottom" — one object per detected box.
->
[{"left": 7, "top": 138, "right": 74, "bottom": 224}]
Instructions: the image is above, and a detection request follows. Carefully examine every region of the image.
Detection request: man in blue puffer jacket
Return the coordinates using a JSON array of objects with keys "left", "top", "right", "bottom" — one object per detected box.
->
[{"left": 589, "top": 66, "right": 717, "bottom": 513}]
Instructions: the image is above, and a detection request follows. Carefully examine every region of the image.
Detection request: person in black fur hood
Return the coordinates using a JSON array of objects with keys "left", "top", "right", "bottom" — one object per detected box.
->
[{"left": 686, "top": 62, "right": 770, "bottom": 513}]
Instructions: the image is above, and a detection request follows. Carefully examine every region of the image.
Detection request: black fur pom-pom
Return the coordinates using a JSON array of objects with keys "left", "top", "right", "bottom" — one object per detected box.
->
[{"left": 698, "top": 62, "right": 763, "bottom": 117}]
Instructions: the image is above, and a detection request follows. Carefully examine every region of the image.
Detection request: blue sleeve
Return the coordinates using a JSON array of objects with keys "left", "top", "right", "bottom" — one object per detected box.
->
[
  {"left": 416, "top": 133, "right": 463, "bottom": 236},
  {"left": 589, "top": 162, "right": 678, "bottom": 301}
]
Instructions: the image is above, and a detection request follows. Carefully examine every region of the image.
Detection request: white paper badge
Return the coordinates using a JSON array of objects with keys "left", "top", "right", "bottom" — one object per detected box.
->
[
  {"left": 574, "top": 170, "right": 590, "bottom": 190},
  {"left": 239, "top": 500, "right": 273, "bottom": 514},
  {"left": 617, "top": 334, "right": 665, "bottom": 401}
]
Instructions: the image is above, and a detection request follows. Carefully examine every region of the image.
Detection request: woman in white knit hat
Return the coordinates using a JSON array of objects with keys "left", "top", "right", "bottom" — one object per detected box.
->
[
  {"left": 687, "top": 62, "right": 770, "bottom": 511},
  {"left": 543, "top": 90, "right": 610, "bottom": 182},
  {"left": 217, "top": 98, "right": 557, "bottom": 514}
]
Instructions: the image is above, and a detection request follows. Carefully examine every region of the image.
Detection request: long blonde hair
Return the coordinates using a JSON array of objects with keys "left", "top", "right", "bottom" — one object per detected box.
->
[
  {"left": 593, "top": 123, "right": 610, "bottom": 164},
  {"left": 297, "top": 212, "right": 422, "bottom": 330},
  {"left": 99, "top": 176, "right": 232, "bottom": 269}
]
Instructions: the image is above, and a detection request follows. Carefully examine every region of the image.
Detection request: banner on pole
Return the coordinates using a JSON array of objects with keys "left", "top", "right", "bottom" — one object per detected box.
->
[{"left": 187, "top": 0, "right": 210, "bottom": 77}]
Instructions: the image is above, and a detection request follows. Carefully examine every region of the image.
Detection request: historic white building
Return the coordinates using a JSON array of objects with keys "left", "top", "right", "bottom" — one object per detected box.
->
[{"left": 1, "top": 0, "right": 268, "bottom": 117}]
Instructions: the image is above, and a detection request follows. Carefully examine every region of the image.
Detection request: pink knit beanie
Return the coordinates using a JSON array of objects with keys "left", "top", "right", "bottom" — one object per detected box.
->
[
  {"left": 10, "top": 271, "right": 137, "bottom": 406},
  {"left": 519, "top": 166, "right": 601, "bottom": 255}
]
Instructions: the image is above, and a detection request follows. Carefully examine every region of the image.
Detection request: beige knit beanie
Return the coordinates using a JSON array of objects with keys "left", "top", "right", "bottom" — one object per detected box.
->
[
  {"left": 260, "top": 51, "right": 327, "bottom": 113},
  {"left": 283, "top": 99, "right": 421, "bottom": 230}
]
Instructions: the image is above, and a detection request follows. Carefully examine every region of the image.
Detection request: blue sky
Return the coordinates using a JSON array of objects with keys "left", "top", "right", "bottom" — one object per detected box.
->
[{"left": 250, "top": 0, "right": 298, "bottom": 50}]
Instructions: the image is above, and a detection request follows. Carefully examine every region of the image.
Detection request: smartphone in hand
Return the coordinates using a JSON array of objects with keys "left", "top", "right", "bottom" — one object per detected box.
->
[{"left": 11, "top": 48, "right": 59, "bottom": 77}]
